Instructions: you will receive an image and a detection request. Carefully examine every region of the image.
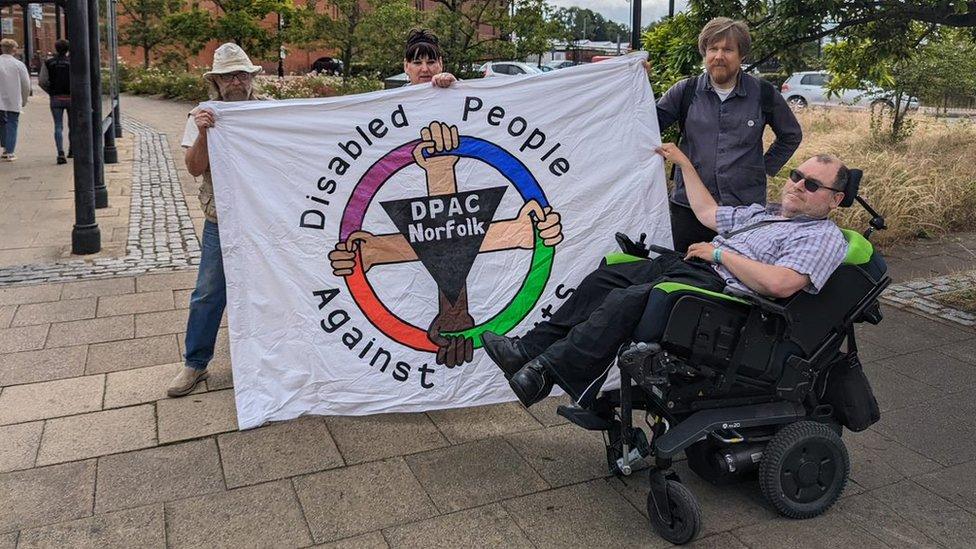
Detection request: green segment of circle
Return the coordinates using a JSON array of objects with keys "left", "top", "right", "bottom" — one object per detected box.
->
[{"left": 442, "top": 230, "right": 554, "bottom": 348}]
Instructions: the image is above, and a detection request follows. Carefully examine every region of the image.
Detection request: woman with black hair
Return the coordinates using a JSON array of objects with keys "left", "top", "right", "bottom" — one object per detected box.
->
[{"left": 403, "top": 29, "right": 456, "bottom": 88}]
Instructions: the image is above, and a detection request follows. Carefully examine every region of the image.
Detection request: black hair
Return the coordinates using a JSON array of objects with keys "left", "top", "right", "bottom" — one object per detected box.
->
[
  {"left": 815, "top": 153, "right": 849, "bottom": 191},
  {"left": 54, "top": 39, "right": 69, "bottom": 55},
  {"left": 404, "top": 29, "right": 442, "bottom": 62}
]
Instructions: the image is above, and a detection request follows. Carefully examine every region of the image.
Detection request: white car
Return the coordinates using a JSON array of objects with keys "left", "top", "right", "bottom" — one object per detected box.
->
[
  {"left": 780, "top": 71, "right": 918, "bottom": 110},
  {"left": 480, "top": 61, "right": 544, "bottom": 77}
]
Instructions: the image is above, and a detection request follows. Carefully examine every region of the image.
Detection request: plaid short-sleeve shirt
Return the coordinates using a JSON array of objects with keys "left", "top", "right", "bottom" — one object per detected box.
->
[{"left": 711, "top": 204, "right": 847, "bottom": 294}]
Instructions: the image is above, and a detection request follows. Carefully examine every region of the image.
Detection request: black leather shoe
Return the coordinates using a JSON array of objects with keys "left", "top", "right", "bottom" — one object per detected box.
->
[
  {"left": 509, "top": 359, "right": 554, "bottom": 408},
  {"left": 482, "top": 331, "right": 528, "bottom": 379}
]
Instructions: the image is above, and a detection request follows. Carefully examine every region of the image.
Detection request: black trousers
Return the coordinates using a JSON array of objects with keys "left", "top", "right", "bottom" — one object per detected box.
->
[
  {"left": 669, "top": 201, "right": 717, "bottom": 254},
  {"left": 518, "top": 254, "right": 726, "bottom": 403}
]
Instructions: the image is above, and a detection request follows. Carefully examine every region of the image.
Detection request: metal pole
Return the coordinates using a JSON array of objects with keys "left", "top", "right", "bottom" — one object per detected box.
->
[
  {"left": 630, "top": 0, "right": 641, "bottom": 50},
  {"left": 103, "top": 0, "right": 118, "bottom": 164},
  {"left": 89, "top": 0, "right": 108, "bottom": 207},
  {"left": 22, "top": 2, "right": 33, "bottom": 71},
  {"left": 67, "top": 0, "right": 100, "bottom": 254},
  {"left": 55, "top": 3, "right": 62, "bottom": 40},
  {"left": 276, "top": 12, "right": 284, "bottom": 78},
  {"left": 669, "top": 0, "right": 674, "bottom": 18},
  {"left": 110, "top": 0, "right": 121, "bottom": 138}
]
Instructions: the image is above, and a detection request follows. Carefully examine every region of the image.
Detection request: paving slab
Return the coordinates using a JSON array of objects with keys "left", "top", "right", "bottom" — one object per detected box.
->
[
  {"left": 609, "top": 461, "right": 776, "bottom": 537},
  {"left": 914, "top": 460, "right": 976, "bottom": 514},
  {"left": 323, "top": 412, "right": 448, "bottom": 465},
  {"left": 845, "top": 429, "right": 942, "bottom": 490},
  {"left": 35, "top": 404, "right": 157, "bottom": 466},
  {"left": 505, "top": 423, "right": 609, "bottom": 487},
  {"left": 405, "top": 438, "right": 549, "bottom": 514},
  {"left": 503, "top": 479, "right": 659, "bottom": 547},
  {"left": 16, "top": 504, "right": 165, "bottom": 549},
  {"left": 0, "top": 460, "right": 95, "bottom": 533},
  {"left": 0, "top": 421, "right": 43, "bottom": 473},
  {"left": 85, "top": 334, "right": 181, "bottom": 374},
  {"left": 10, "top": 298, "right": 97, "bottom": 327},
  {"left": 293, "top": 458, "right": 437, "bottom": 544},
  {"left": 0, "top": 324, "right": 49, "bottom": 354},
  {"left": 938, "top": 338, "right": 976, "bottom": 366},
  {"left": 690, "top": 532, "right": 750, "bottom": 548},
  {"left": 60, "top": 278, "right": 136, "bottom": 299},
  {"left": 164, "top": 480, "right": 312, "bottom": 548},
  {"left": 103, "top": 362, "right": 202, "bottom": 408},
  {"left": 217, "top": 416, "right": 344, "bottom": 488},
  {"left": 45, "top": 315, "right": 134, "bottom": 348},
  {"left": 425, "top": 401, "right": 542, "bottom": 444},
  {"left": 835, "top": 492, "right": 941, "bottom": 548},
  {"left": 95, "top": 438, "right": 224, "bottom": 513},
  {"left": 135, "top": 271, "right": 199, "bottom": 293},
  {"left": 861, "top": 362, "right": 943, "bottom": 412},
  {"left": 857, "top": 307, "right": 972, "bottom": 355},
  {"left": 96, "top": 290, "right": 175, "bottom": 317},
  {"left": 0, "top": 306, "right": 14, "bottom": 329},
  {"left": 525, "top": 392, "right": 572, "bottom": 427},
  {"left": 872, "top": 388, "right": 976, "bottom": 466},
  {"left": 870, "top": 479, "right": 976, "bottom": 548},
  {"left": 0, "top": 285, "right": 61, "bottom": 306},
  {"left": 0, "top": 532, "right": 15, "bottom": 549},
  {"left": 382, "top": 504, "right": 533, "bottom": 549},
  {"left": 732, "top": 512, "right": 885, "bottom": 548},
  {"left": 156, "top": 389, "right": 238, "bottom": 444},
  {"left": 0, "top": 375, "right": 104, "bottom": 425},
  {"left": 872, "top": 348, "right": 976, "bottom": 394},
  {"left": 0, "top": 345, "right": 88, "bottom": 386},
  {"left": 311, "top": 532, "right": 388, "bottom": 549},
  {"left": 135, "top": 309, "right": 189, "bottom": 338}
]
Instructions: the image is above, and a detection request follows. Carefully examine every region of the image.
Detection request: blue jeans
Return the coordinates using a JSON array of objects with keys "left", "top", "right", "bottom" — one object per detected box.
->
[
  {"left": 0, "top": 110, "right": 19, "bottom": 154},
  {"left": 184, "top": 220, "right": 226, "bottom": 370},
  {"left": 50, "top": 98, "right": 70, "bottom": 154}
]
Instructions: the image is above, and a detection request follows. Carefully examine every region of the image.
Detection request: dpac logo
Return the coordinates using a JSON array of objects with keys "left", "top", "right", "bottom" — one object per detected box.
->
[{"left": 329, "top": 121, "right": 563, "bottom": 367}]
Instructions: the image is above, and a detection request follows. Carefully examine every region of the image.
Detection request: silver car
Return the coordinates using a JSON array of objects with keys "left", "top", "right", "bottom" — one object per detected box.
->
[
  {"left": 780, "top": 71, "right": 918, "bottom": 110},
  {"left": 479, "top": 61, "right": 544, "bottom": 77}
]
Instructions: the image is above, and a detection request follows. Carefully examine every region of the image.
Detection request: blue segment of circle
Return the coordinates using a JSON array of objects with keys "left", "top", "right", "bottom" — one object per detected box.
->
[{"left": 428, "top": 137, "right": 549, "bottom": 208}]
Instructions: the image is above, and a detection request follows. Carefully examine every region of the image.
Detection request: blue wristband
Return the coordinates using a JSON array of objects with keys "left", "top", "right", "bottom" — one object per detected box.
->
[{"left": 712, "top": 247, "right": 723, "bottom": 264}]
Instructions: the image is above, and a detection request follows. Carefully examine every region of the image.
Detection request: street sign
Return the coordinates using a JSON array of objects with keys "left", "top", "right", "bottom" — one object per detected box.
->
[
  {"left": 1, "top": 18, "right": 13, "bottom": 35},
  {"left": 29, "top": 4, "right": 43, "bottom": 21}
]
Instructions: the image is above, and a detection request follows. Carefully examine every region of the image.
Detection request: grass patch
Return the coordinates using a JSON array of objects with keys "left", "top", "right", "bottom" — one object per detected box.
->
[
  {"left": 933, "top": 287, "right": 976, "bottom": 314},
  {"left": 766, "top": 109, "right": 976, "bottom": 246}
]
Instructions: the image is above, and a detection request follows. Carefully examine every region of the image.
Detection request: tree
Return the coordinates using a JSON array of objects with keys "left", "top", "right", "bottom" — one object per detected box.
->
[
  {"left": 553, "top": 7, "right": 629, "bottom": 42},
  {"left": 510, "top": 0, "right": 563, "bottom": 64},
  {"left": 642, "top": 12, "right": 700, "bottom": 98},
  {"left": 118, "top": 0, "right": 183, "bottom": 67},
  {"left": 357, "top": 0, "right": 424, "bottom": 77},
  {"left": 424, "top": 0, "right": 517, "bottom": 75},
  {"left": 209, "top": 0, "right": 295, "bottom": 59},
  {"left": 162, "top": 4, "right": 214, "bottom": 67}
]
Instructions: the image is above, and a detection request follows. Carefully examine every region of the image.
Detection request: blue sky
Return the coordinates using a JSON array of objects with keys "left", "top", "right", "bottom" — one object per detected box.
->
[{"left": 549, "top": 0, "right": 690, "bottom": 27}]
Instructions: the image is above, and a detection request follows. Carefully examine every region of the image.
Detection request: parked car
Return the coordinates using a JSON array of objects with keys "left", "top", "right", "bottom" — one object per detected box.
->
[
  {"left": 780, "top": 70, "right": 918, "bottom": 110},
  {"left": 480, "top": 61, "right": 544, "bottom": 77},
  {"left": 383, "top": 72, "right": 410, "bottom": 89},
  {"left": 544, "top": 60, "right": 582, "bottom": 70},
  {"left": 311, "top": 57, "right": 343, "bottom": 76}
]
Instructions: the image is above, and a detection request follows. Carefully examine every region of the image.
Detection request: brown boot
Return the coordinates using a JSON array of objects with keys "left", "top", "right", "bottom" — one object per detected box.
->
[{"left": 166, "top": 366, "right": 209, "bottom": 397}]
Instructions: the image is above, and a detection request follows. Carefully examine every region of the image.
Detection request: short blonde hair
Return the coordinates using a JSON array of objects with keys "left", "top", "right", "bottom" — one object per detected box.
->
[
  {"left": 698, "top": 17, "right": 751, "bottom": 59},
  {"left": 0, "top": 39, "right": 18, "bottom": 55}
]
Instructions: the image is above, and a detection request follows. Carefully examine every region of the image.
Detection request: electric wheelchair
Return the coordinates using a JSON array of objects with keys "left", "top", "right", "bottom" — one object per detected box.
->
[{"left": 556, "top": 169, "right": 889, "bottom": 545}]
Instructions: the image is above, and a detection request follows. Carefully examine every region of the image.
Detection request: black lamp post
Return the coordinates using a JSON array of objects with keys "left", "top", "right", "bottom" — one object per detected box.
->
[
  {"left": 67, "top": 0, "right": 100, "bottom": 253},
  {"left": 630, "top": 0, "right": 641, "bottom": 50}
]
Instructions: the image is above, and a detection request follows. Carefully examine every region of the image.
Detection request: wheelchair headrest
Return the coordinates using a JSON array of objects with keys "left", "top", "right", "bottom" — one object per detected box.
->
[{"left": 839, "top": 168, "right": 861, "bottom": 208}]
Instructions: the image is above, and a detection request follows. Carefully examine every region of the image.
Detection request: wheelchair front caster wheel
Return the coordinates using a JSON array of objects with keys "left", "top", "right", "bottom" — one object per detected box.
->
[
  {"left": 646, "top": 479, "right": 702, "bottom": 545},
  {"left": 760, "top": 420, "right": 850, "bottom": 519}
]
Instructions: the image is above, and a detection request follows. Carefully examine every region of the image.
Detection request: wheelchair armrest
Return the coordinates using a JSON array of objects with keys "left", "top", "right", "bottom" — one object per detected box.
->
[
  {"left": 648, "top": 244, "right": 676, "bottom": 256},
  {"left": 723, "top": 286, "right": 792, "bottom": 323}
]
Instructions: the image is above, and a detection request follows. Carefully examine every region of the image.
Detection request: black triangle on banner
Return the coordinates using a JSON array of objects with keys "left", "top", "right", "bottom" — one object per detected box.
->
[{"left": 381, "top": 186, "right": 508, "bottom": 304}]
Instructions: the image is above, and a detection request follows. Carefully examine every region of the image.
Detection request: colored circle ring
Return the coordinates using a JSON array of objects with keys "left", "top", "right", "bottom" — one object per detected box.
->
[{"left": 339, "top": 136, "right": 554, "bottom": 352}]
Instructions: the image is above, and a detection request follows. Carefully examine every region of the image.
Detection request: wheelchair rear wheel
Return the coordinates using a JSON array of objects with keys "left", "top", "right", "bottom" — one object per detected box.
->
[
  {"left": 646, "top": 479, "right": 702, "bottom": 545},
  {"left": 759, "top": 421, "right": 849, "bottom": 519}
]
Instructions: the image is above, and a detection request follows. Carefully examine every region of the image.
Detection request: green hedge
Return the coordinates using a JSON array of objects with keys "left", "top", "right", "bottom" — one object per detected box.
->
[{"left": 120, "top": 65, "right": 210, "bottom": 102}]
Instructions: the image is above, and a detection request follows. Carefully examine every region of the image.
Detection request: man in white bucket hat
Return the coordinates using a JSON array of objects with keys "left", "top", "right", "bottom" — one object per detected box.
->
[{"left": 167, "top": 43, "right": 262, "bottom": 397}]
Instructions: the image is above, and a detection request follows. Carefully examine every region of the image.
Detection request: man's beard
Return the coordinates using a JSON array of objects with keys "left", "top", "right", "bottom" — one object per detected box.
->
[{"left": 223, "top": 88, "right": 250, "bottom": 101}]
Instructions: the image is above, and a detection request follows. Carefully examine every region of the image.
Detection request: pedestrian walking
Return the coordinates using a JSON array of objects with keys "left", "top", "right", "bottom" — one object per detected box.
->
[
  {"left": 0, "top": 38, "right": 31, "bottom": 162},
  {"left": 39, "top": 39, "right": 72, "bottom": 164}
]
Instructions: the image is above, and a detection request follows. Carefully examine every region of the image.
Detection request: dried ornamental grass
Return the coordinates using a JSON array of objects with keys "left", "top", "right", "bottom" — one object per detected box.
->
[{"left": 767, "top": 110, "right": 976, "bottom": 246}]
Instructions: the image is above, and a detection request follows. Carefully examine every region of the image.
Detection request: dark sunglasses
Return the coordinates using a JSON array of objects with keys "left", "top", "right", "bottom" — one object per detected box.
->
[{"left": 790, "top": 169, "right": 843, "bottom": 193}]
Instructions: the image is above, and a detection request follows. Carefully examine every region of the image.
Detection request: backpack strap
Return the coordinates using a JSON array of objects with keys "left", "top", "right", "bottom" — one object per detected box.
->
[{"left": 676, "top": 74, "right": 700, "bottom": 139}]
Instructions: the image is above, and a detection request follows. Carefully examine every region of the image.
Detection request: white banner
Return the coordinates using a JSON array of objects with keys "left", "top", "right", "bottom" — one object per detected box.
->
[{"left": 206, "top": 54, "right": 670, "bottom": 429}]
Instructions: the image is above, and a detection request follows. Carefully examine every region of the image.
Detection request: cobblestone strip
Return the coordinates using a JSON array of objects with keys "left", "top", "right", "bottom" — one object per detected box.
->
[
  {"left": 882, "top": 271, "right": 976, "bottom": 327},
  {"left": 0, "top": 119, "right": 200, "bottom": 287}
]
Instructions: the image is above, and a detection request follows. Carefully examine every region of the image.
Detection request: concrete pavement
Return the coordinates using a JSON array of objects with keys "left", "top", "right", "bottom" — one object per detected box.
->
[{"left": 0, "top": 93, "right": 974, "bottom": 548}]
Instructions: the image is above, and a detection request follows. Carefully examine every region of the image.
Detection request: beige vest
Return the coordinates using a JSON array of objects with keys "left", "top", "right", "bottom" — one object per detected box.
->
[{"left": 199, "top": 169, "right": 218, "bottom": 224}]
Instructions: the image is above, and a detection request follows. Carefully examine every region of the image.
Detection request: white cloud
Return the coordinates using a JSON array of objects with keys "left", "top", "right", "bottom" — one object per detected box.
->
[{"left": 548, "top": 0, "right": 690, "bottom": 27}]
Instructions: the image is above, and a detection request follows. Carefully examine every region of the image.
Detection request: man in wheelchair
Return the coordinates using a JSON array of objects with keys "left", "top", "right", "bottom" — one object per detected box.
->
[
  {"left": 482, "top": 143, "right": 850, "bottom": 408},
  {"left": 482, "top": 144, "right": 887, "bottom": 544}
]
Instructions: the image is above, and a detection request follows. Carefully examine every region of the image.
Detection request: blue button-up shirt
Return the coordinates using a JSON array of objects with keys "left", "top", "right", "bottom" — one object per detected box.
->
[
  {"left": 711, "top": 204, "right": 848, "bottom": 295},
  {"left": 657, "top": 73, "right": 802, "bottom": 208}
]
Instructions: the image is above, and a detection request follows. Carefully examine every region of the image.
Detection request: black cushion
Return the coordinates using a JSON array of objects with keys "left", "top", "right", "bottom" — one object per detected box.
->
[{"left": 839, "top": 168, "right": 861, "bottom": 207}]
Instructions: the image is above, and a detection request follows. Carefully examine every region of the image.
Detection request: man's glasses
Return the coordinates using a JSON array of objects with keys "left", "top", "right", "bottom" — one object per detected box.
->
[
  {"left": 790, "top": 169, "right": 842, "bottom": 193},
  {"left": 217, "top": 71, "right": 251, "bottom": 83}
]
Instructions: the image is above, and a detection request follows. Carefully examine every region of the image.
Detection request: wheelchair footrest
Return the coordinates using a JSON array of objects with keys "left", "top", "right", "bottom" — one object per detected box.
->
[{"left": 557, "top": 405, "right": 614, "bottom": 431}]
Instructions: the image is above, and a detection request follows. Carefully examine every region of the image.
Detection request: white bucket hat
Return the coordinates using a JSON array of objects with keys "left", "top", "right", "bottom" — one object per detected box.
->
[{"left": 204, "top": 43, "right": 262, "bottom": 80}]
